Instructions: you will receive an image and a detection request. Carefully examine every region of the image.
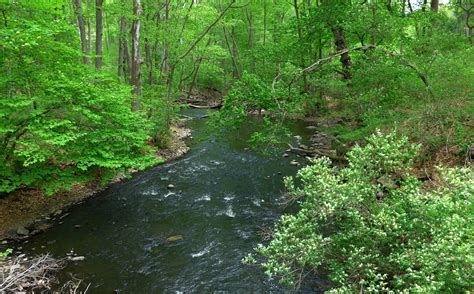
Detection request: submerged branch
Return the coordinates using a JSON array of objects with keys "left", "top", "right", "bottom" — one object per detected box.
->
[{"left": 287, "top": 143, "right": 345, "bottom": 161}]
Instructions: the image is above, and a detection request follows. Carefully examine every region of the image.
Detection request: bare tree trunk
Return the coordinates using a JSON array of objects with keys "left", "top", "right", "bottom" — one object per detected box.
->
[
  {"left": 73, "top": 0, "right": 89, "bottom": 64},
  {"left": 131, "top": 0, "right": 142, "bottom": 111},
  {"left": 293, "top": 0, "right": 308, "bottom": 91},
  {"left": 223, "top": 25, "right": 240, "bottom": 79},
  {"left": 431, "top": 0, "right": 439, "bottom": 12},
  {"left": 187, "top": 38, "right": 212, "bottom": 98},
  {"left": 95, "top": 0, "right": 103, "bottom": 70},
  {"left": 245, "top": 7, "right": 255, "bottom": 73},
  {"left": 161, "top": 0, "right": 170, "bottom": 77},
  {"left": 124, "top": 34, "right": 131, "bottom": 74},
  {"left": 167, "top": 65, "right": 175, "bottom": 100},
  {"left": 332, "top": 26, "right": 352, "bottom": 80},
  {"left": 145, "top": 37, "right": 153, "bottom": 84},
  {"left": 86, "top": 0, "right": 92, "bottom": 55},
  {"left": 118, "top": 16, "right": 127, "bottom": 77},
  {"left": 104, "top": 10, "right": 111, "bottom": 51},
  {"left": 460, "top": 3, "right": 473, "bottom": 44}
]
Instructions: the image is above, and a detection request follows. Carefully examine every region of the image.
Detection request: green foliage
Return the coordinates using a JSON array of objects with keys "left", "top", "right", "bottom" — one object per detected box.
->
[
  {"left": 0, "top": 248, "right": 13, "bottom": 258},
  {"left": 209, "top": 72, "right": 273, "bottom": 131},
  {"left": 0, "top": 5, "right": 160, "bottom": 195},
  {"left": 245, "top": 131, "right": 473, "bottom": 292}
]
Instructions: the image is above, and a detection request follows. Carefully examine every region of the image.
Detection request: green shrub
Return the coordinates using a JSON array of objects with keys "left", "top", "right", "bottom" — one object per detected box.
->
[{"left": 244, "top": 131, "right": 473, "bottom": 292}]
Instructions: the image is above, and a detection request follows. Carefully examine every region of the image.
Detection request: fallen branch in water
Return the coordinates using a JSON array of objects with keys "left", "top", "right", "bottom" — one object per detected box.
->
[
  {"left": 287, "top": 144, "right": 346, "bottom": 161},
  {"left": 188, "top": 104, "right": 221, "bottom": 109}
]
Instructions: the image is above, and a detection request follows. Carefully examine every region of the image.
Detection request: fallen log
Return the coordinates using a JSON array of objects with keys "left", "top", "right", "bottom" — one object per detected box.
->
[
  {"left": 188, "top": 104, "right": 221, "bottom": 109},
  {"left": 287, "top": 144, "right": 346, "bottom": 161}
]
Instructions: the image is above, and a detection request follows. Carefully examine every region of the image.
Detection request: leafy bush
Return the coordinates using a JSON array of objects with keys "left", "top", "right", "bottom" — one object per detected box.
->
[{"left": 244, "top": 131, "right": 473, "bottom": 292}]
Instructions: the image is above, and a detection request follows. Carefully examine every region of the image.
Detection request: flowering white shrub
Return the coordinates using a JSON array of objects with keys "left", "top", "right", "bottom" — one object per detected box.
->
[{"left": 244, "top": 131, "right": 473, "bottom": 292}]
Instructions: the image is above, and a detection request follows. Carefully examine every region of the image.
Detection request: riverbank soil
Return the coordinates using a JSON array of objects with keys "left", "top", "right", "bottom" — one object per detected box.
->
[{"left": 0, "top": 125, "right": 191, "bottom": 241}]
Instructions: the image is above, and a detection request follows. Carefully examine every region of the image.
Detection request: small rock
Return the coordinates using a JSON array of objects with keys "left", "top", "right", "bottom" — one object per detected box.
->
[
  {"left": 166, "top": 235, "right": 183, "bottom": 242},
  {"left": 59, "top": 213, "right": 70, "bottom": 220},
  {"left": 277, "top": 172, "right": 282, "bottom": 175},
  {"left": 167, "top": 184, "right": 175, "bottom": 189},
  {"left": 282, "top": 153, "right": 289, "bottom": 158},
  {"left": 70, "top": 256, "right": 85, "bottom": 261},
  {"left": 299, "top": 144, "right": 308, "bottom": 149},
  {"left": 74, "top": 225, "right": 81, "bottom": 229},
  {"left": 16, "top": 226, "right": 29, "bottom": 236},
  {"left": 294, "top": 135, "right": 302, "bottom": 140},
  {"left": 1, "top": 240, "right": 8, "bottom": 245},
  {"left": 377, "top": 175, "right": 398, "bottom": 189},
  {"left": 306, "top": 126, "right": 317, "bottom": 130},
  {"left": 290, "top": 160, "right": 299, "bottom": 166},
  {"left": 243, "top": 147, "right": 250, "bottom": 151},
  {"left": 54, "top": 210, "right": 63, "bottom": 216}
]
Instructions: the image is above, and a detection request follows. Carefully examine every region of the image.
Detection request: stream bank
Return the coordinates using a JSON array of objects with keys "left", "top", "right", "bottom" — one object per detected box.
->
[
  {"left": 12, "top": 108, "right": 332, "bottom": 292},
  {"left": 0, "top": 124, "right": 192, "bottom": 242}
]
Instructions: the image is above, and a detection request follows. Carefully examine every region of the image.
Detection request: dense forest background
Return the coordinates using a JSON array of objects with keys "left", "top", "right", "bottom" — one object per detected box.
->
[
  {"left": 1, "top": 0, "right": 473, "bottom": 194},
  {"left": 0, "top": 0, "right": 473, "bottom": 292}
]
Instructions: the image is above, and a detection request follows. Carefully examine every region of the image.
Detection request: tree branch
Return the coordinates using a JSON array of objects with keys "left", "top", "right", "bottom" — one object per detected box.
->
[{"left": 177, "top": 0, "right": 236, "bottom": 61}]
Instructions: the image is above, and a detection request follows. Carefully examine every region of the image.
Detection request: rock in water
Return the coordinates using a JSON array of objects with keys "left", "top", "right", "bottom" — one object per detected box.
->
[
  {"left": 166, "top": 235, "right": 183, "bottom": 242},
  {"left": 290, "top": 160, "right": 299, "bottom": 166},
  {"left": 16, "top": 226, "right": 29, "bottom": 236},
  {"left": 167, "top": 184, "right": 175, "bottom": 189},
  {"left": 70, "top": 256, "right": 85, "bottom": 261},
  {"left": 283, "top": 153, "right": 289, "bottom": 158}
]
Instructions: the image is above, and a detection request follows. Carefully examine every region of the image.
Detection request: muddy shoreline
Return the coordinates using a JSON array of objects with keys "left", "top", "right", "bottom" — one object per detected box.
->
[{"left": 0, "top": 124, "right": 192, "bottom": 243}]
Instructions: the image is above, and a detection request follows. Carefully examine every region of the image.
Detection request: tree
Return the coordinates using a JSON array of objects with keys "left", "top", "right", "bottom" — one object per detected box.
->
[
  {"left": 73, "top": 0, "right": 89, "bottom": 64},
  {"left": 95, "top": 0, "right": 103, "bottom": 69},
  {"left": 131, "top": 0, "right": 142, "bottom": 111}
]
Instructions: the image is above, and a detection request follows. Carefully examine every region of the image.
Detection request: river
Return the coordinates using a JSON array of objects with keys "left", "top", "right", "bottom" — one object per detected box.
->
[{"left": 22, "top": 109, "right": 329, "bottom": 293}]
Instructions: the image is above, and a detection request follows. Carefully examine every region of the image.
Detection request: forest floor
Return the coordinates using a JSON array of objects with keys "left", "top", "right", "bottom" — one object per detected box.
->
[{"left": 0, "top": 124, "right": 192, "bottom": 242}]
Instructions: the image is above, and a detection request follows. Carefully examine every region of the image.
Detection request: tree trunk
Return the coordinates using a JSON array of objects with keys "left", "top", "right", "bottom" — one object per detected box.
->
[
  {"left": 431, "top": 0, "right": 439, "bottom": 13},
  {"left": 332, "top": 26, "right": 352, "bottom": 80},
  {"left": 73, "top": 0, "right": 89, "bottom": 64},
  {"left": 161, "top": 0, "right": 170, "bottom": 77},
  {"left": 187, "top": 38, "right": 212, "bottom": 98},
  {"left": 293, "top": 0, "right": 308, "bottom": 92},
  {"left": 245, "top": 7, "right": 255, "bottom": 73},
  {"left": 131, "top": 0, "right": 142, "bottom": 111},
  {"left": 95, "top": 0, "right": 103, "bottom": 70},
  {"left": 118, "top": 16, "right": 127, "bottom": 77},
  {"left": 223, "top": 25, "right": 240, "bottom": 79},
  {"left": 86, "top": 0, "right": 92, "bottom": 55},
  {"left": 145, "top": 37, "right": 153, "bottom": 85}
]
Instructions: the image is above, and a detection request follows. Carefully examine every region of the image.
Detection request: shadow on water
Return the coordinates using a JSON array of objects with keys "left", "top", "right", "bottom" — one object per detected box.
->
[{"left": 22, "top": 109, "right": 331, "bottom": 293}]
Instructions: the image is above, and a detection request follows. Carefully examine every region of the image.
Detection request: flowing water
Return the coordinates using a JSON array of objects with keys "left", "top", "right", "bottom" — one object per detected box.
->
[{"left": 22, "top": 109, "right": 329, "bottom": 293}]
